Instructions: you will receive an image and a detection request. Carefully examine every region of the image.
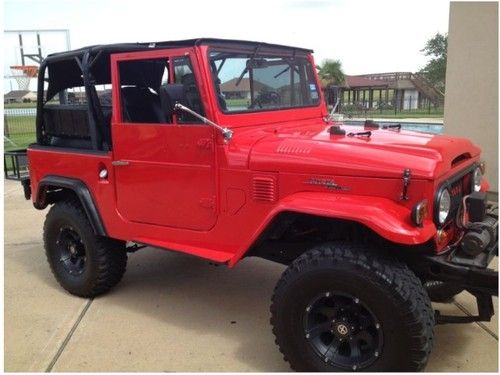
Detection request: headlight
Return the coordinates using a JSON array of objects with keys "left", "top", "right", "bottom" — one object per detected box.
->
[
  {"left": 472, "top": 167, "right": 482, "bottom": 192},
  {"left": 437, "top": 189, "right": 451, "bottom": 224}
]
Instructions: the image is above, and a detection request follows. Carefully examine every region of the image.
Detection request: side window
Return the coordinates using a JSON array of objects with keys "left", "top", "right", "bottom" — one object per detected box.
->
[
  {"left": 118, "top": 58, "right": 170, "bottom": 124},
  {"left": 173, "top": 57, "right": 204, "bottom": 123}
]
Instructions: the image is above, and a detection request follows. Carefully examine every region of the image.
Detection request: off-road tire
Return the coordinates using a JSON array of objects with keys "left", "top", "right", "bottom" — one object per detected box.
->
[
  {"left": 43, "top": 199, "right": 127, "bottom": 298},
  {"left": 270, "top": 242, "right": 434, "bottom": 372},
  {"left": 425, "top": 281, "right": 464, "bottom": 303}
]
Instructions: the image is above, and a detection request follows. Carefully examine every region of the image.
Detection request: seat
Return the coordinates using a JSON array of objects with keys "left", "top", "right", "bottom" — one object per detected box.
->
[
  {"left": 159, "top": 84, "right": 184, "bottom": 122},
  {"left": 121, "top": 86, "right": 166, "bottom": 123}
]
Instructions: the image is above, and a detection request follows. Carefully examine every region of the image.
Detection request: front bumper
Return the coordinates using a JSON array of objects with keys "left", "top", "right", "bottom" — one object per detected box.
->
[
  {"left": 413, "top": 205, "right": 498, "bottom": 323},
  {"left": 420, "top": 205, "right": 498, "bottom": 295}
]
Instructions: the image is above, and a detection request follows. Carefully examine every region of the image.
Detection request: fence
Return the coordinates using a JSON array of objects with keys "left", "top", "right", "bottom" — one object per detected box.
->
[
  {"left": 338, "top": 98, "right": 444, "bottom": 118},
  {"left": 4, "top": 108, "right": 37, "bottom": 151}
]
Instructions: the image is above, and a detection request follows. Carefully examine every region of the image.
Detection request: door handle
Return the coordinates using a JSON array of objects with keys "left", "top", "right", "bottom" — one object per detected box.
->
[{"left": 112, "top": 160, "right": 130, "bottom": 167}]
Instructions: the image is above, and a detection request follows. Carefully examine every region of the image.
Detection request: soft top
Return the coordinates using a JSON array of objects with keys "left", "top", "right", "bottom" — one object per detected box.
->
[
  {"left": 44, "top": 38, "right": 313, "bottom": 62},
  {"left": 43, "top": 38, "right": 313, "bottom": 100}
]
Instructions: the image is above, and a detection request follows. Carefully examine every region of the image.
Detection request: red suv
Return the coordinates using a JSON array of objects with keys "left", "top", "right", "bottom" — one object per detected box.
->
[{"left": 18, "top": 38, "right": 497, "bottom": 371}]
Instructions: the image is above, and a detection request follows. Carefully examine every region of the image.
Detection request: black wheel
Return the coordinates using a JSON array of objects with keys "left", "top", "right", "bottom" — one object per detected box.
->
[
  {"left": 270, "top": 243, "right": 434, "bottom": 372},
  {"left": 44, "top": 199, "right": 127, "bottom": 297},
  {"left": 425, "top": 280, "right": 464, "bottom": 303}
]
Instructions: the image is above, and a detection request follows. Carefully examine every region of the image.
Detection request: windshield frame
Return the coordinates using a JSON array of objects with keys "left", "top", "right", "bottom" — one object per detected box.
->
[{"left": 206, "top": 46, "right": 322, "bottom": 115}]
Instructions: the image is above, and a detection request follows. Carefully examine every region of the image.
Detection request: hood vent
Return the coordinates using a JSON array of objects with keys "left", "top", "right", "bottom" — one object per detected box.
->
[
  {"left": 252, "top": 175, "right": 278, "bottom": 202},
  {"left": 452, "top": 153, "right": 471, "bottom": 167}
]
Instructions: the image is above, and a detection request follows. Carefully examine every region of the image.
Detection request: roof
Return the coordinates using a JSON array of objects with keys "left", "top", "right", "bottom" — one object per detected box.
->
[
  {"left": 4, "top": 90, "right": 33, "bottom": 99},
  {"left": 44, "top": 38, "right": 313, "bottom": 63},
  {"left": 342, "top": 75, "right": 388, "bottom": 89},
  {"left": 220, "top": 78, "right": 271, "bottom": 92},
  {"left": 42, "top": 38, "right": 314, "bottom": 100}
]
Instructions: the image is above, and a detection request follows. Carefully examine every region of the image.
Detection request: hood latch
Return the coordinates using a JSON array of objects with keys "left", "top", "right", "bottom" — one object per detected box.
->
[{"left": 401, "top": 168, "right": 412, "bottom": 200}]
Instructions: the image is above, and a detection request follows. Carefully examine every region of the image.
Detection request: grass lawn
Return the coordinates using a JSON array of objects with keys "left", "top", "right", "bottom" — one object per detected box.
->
[
  {"left": 4, "top": 102, "right": 37, "bottom": 109},
  {"left": 4, "top": 115, "right": 36, "bottom": 151}
]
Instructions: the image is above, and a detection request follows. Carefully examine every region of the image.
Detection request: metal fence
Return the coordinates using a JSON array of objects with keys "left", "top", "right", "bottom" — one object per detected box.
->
[
  {"left": 338, "top": 98, "right": 443, "bottom": 118},
  {"left": 4, "top": 108, "right": 37, "bottom": 151}
]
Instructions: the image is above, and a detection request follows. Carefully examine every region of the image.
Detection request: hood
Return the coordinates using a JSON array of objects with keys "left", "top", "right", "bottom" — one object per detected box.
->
[{"left": 246, "top": 122, "right": 481, "bottom": 179}]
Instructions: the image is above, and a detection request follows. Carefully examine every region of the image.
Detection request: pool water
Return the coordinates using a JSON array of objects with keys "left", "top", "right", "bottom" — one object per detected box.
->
[{"left": 343, "top": 120, "right": 443, "bottom": 134}]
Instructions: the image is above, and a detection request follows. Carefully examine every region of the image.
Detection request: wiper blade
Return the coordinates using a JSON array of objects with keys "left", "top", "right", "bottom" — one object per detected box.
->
[
  {"left": 382, "top": 123, "right": 402, "bottom": 130},
  {"left": 347, "top": 131, "right": 372, "bottom": 138},
  {"left": 235, "top": 44, "right": 261, "bottom": 87}
]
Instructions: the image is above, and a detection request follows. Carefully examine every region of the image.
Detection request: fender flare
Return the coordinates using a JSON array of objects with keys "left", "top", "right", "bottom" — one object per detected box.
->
[
  {"left": 229, "top": 192, "right": 436, "bottom": 266},
  {"left": 35, "top": 175, "right": 107, "bottom": 236}
]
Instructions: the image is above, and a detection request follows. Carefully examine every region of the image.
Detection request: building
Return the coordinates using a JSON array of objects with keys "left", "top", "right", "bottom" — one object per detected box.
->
[
  {"left": 4, "top": 90, "right": 37, "bottom": 104},
  {"left": 220, "top": 78, "right": 271, "bottom": 100},
  {"left": 444, "top": 2, "right": 498, "bottom": 195},
  {"left": 339, "top": 72, "right": 444, "bottom": 110}
]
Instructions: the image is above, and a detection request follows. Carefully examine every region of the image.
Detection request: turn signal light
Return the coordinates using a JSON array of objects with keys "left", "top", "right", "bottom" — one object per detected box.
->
[
  {"left": 479, "top": 160, "right": 486, "bottom": 174},
  {"left": 436, "top": 229, "right": 449, "bottom": 245},
  {"left": 411, "top": 200, "right": 428, "bottom": 227}
]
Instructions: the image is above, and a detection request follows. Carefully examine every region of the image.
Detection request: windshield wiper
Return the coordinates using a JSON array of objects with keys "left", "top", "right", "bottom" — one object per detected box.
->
[
  {"left": 235, "top": 44, "right": 261, "bottom": 87},
  {"left": 383, "top": 123, "right": 402, "bottom": 131},
  {"left": 174, "top": 103, "right": 233, "bottom": 143},
  {"left": 347, "top": 131, "right": 372, "bottom": 138}
]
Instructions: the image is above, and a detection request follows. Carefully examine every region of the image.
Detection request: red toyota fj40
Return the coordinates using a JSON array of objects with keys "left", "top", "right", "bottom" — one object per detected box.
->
[{"left": 18, "top": 39, "right": 497, "bottom": 371}]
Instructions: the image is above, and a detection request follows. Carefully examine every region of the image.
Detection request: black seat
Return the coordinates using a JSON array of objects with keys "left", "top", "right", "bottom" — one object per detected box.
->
[
  {"left": 121, "top": 86, "right": 166, "bottom": 123},
  {"left": 181, "top": 74, "right": 204, "bottom": 115},
  {"left": 159, "top": 84, "right": 184, "bottom": 122}
]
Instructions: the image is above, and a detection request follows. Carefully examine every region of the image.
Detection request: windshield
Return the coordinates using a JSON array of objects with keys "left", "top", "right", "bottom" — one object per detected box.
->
[{"left": 209, "top": 50, "right": 321, "bottom": 113}]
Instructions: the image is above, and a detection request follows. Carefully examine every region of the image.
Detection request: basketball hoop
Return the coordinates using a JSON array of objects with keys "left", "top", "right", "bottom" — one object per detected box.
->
[{"left": 10, "top": 65, "right": 38, "bottom": 90}]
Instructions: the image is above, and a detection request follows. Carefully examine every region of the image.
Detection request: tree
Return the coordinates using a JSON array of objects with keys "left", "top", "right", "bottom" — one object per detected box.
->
[
  {"left": 420, "top": 33, "right": 447, "bottom": 93},
  {"left": 317, "top": 59, "right": 345, "bottom": 86}
]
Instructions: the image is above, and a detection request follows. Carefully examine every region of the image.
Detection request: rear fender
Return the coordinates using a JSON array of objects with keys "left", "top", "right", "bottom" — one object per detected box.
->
[
  {"left": 34, "top": 175, "right": 106, "bottom": 236},
  {"left": 229, "top": 192, "right": 436, "bottom": 266}
]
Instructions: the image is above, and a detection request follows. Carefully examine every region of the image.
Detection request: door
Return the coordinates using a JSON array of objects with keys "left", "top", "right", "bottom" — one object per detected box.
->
[{"left": 111, "top": 48, "right": 217, "bottom": 231}]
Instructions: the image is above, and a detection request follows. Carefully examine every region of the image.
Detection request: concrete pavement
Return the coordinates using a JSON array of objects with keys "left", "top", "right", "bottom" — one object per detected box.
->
[{"left": 4, "top": 179, "right": 498, "bottom": 371}]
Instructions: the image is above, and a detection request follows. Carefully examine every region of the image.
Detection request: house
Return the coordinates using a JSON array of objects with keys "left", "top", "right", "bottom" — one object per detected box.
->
[
  {"left": 4, "top": 90, "right": 37, "bottom": 104},
  {"left": 339, "top": 73, "right": 444, "bottom": 110},
  {"left": 220, "top": 78, "right": 272, "bottom": 99}
]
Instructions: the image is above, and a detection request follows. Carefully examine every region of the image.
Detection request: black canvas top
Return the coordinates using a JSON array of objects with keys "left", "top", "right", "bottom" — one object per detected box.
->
[
  {"left": 45, "top": 38, "right": 313, "bottom": 62},
  {"left": 43, "top": 38, "right": 313, "bottom": 100}
]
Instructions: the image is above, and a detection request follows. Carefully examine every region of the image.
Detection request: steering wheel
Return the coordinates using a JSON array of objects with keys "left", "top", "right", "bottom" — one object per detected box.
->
[{"left": 249, "top": 90, "right": 281, "bottom": 109}]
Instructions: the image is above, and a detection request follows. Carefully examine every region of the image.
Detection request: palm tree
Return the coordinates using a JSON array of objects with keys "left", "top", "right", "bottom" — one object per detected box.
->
[{"left": 317, "top": 59, "right": 345, "bottom": 86}]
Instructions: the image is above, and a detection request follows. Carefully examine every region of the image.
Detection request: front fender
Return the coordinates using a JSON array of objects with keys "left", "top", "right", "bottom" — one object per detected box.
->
[{"left": 229, "top": 192, "right": 436, "bottom": 266}]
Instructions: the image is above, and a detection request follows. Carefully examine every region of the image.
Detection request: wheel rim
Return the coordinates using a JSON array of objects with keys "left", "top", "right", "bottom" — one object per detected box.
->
[
  {"left": 56, "top": 226, "right": 86, "bottom": 275},
  {"left": 303, "top": 292, "right": 383, "bottom": 370}
]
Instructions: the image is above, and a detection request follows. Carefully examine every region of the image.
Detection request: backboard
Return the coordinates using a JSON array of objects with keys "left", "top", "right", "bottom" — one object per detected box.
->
[{"left": 4, "top": 29, "right": 71, "bottom": 92}]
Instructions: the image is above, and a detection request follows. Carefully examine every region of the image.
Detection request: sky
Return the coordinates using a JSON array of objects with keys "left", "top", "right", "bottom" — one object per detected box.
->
[{"left": 3, "top": 0, "right": 450, "bottom": 91}]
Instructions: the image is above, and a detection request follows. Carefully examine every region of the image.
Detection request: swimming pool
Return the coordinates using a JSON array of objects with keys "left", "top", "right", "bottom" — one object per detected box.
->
[{"left": 343, "top": 120, "right": 444, "bottom": 134}]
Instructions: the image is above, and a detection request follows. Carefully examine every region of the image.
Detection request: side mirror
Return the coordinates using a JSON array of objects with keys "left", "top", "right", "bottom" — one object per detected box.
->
[{"left": 159, "top": 84, "right": 184, "bottom": 115}]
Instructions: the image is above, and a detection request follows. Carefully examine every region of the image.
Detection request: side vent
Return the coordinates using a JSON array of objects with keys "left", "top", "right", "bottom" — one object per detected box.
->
[{"left": 252, "top": 175, "right": 278, "bottom": 202}]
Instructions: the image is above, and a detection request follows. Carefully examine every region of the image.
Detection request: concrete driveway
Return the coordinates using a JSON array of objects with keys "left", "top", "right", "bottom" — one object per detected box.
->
[{"left": 4, "top": 179, "right": 498, "bottom": 371}]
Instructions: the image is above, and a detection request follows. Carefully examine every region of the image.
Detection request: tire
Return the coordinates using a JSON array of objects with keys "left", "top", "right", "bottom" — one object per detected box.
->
[
  {"left": 425, "top": 281, "right": 464, "bottom": 303},
  {"left": 270, "top": 243, "right": 434, "bottom": 372},
  {"left": 43, "top": 199, "right": 127, "bottom": 298}
]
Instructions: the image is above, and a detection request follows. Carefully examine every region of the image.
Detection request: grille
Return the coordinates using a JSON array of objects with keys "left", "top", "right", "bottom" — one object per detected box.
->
[
  {"left": 445, "top": 172, "right": 472, "bottom": 224},
  {"left": 252, "top": 175, "right": 278, "bottom": 202}
]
